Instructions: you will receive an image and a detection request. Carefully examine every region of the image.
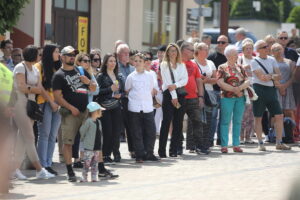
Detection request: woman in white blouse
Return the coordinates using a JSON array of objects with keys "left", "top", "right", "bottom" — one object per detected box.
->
[{"left": 158, "top": 43, "right": 188, "bottom": 158}]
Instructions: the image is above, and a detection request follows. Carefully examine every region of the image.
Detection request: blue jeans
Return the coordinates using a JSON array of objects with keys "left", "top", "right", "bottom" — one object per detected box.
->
[
  {"left": 37, "top": 102, "right": 61, "bottom": 167},
  {"left": 220, "top": 96, "right": 245, "bottom": 147},
  {"left": 209, "top": 91, "right": 220, "bottom": 143}
]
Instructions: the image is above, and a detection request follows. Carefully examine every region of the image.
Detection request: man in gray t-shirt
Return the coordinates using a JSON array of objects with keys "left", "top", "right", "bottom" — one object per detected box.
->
[{"left": 250, "top": 40, "right": 291, "bottom": 151}]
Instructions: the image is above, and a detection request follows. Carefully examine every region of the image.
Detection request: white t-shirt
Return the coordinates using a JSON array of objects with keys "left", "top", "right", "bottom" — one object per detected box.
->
[
  {"left": 125, "top": 70, "right": 154, "bottom": 113},
  {"left": 250, "top": 56, "right": 279, "bottom": 87},
  {"left": 148, "top": 70, "right": 159, "bottom": 91},
  {"left": 238, "top": 55, "right": 253, "bottom": 84},
  {"left": 193, "top": 59, "right": 216, "bottom": 91},
  {"left": 13, "top": 62, "right": 40, "bottom": 101}
]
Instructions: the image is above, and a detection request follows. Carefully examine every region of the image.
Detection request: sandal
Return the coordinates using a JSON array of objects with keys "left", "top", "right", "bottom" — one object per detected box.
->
[
  {"left": 221, "top": 147, "right": 228, "bottom": 153},
  {"left": 233, "top": 146, "right": 243, "bottom": 153}
]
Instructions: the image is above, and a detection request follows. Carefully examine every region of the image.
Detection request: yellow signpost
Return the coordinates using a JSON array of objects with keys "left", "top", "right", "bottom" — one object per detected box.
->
[{"left": 78, "top": 16, "right": 88, "bottom": 53}]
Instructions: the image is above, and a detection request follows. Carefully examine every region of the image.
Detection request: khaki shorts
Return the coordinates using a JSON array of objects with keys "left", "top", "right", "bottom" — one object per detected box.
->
[{"left": 61, "top": 110, "right": 88, "bottom": 145}]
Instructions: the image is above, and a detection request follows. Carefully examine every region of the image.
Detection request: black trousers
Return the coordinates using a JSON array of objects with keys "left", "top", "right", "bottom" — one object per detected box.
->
[
  {"left": 158, "top": 90, "right": 186, "bottom": 155},
  {"left": 129, "top": 111, "right": 156, "bottom": 159},
  {"left": 186, "top": 101, "right": 210, "bottom": 150},
  {"left": 72, "top": 132, "right": 80, "bottom": 159},
  {"left": 121, "top": 98, "right": 135, "bottom": 152},
  {"left": 101, "top": 106, "right": 122, "bottom": 158}
]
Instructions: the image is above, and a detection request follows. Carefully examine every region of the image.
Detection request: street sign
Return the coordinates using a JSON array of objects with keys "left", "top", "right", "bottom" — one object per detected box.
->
[
  {"left": 189, "top": 7, "right": 212, "bottom": 17},
  {"left": 194, "top": 0, "right": 212, "bottom": 5}
]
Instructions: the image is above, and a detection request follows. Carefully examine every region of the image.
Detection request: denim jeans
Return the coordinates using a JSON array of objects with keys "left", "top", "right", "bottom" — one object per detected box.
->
[
  {"left": 209, "top": 91, "right": 220, "bottom": 143},
  {"left": 220, "top": 96, "right": 245, "bottom": 147},
  {"left": 37, "top": 102, "right": 61, "bottom": 167}
]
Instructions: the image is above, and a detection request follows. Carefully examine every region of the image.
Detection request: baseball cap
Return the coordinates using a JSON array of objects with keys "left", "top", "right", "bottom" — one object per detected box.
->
[
  {"left": 61, "top": 46, "right": 79, "bottom": 55},
  {"left": 158, "top": 45, "right": 167, "bottom": 52},
  {"left": 87, "top": 102, "right": 105, "bottom": 112}
]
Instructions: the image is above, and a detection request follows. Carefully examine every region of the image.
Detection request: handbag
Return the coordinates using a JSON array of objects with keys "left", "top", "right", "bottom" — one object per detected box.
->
[
  {"left": 23, "top": 63, "right": 44, "bottom": 121},
  {"left": 204, "top": 89, "right": 217, "bottom": 107},
  {"left": 100, "top": 99, "right": 120, "bottom": 110},
  {"left": 168, "top": 63, "right": 187, "bottom": 97}
]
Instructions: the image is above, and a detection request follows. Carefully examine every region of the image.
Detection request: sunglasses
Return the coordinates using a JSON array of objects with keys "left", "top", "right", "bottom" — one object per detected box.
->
[
  {"left": 145, "top": 57, "right": 152, "bottom": 61},
  {"left": 92, "top": 59, "right": 100, "bottom": 62},
  {"left": 64, "top": 53, "right": 76, "bottom": 57},
  {"left": 279, "top": 37, "right": 288, "bottom": 40},
  {"left": 82, "top": 59, "right": 90, "bottom": 63},
  {"left": 217, "top": 41, "right": 227, "bottom": 44},
  {"left": 259, "top": 45, "right": 268, "bottom": 49}
]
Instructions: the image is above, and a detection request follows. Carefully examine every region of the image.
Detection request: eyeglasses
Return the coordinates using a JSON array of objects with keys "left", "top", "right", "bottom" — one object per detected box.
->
[
  {"left": 92, "top": 59, "right": 100, "bottom": 62},
  {"left": 186, "top": 48, "right": 194, "bottom": 52},
  {"left": 13, "top": 54, "right": 22, "bottom": 57},
  {"left": 278, "top": 37, "right": 288, "bottom": 40},
  {"left": 217, "top": 41, "right": 227, "bottom": 44},
  {"left": 64, "top": 53, "right": 76, "bottom": 57},
  {"left": 82, "top": 59, "right": 90, "bottom": 63},
  {"left": 272, "top": 48, "right": 281, "bottom": 52},
  {"left": 259, "top": 45, "right": 268, "bottom": 49},
  {"left": 145, "top": 57, "right": 152, "bottom": 61}
]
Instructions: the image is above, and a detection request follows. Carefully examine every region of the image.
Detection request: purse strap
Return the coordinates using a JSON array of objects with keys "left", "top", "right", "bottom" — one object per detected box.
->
[
  {"left": 167, "top": 62, "right": 176, "bottom": 84},
  {"left": 22, "top": 62, "right": 29, "bottom": 98},
  {"left": 254, "top": 58, "right": 275, "bottom": 86}
]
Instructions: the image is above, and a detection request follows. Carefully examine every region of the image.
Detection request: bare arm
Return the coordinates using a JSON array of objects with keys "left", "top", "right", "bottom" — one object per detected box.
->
[
  {"left": 15, "top": 73, "right": 41, "bottom": 94},
  {"left": 253, "top": 69, "right": 272, "bottom": 82}
]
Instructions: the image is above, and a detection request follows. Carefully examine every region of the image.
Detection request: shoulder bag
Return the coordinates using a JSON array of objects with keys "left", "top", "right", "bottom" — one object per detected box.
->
[
  {"left": 168, "top": 63, "right": 187, "bottom": 97},
  {"left": 23, "top": 63, "right": 44, "bottom": 121},
  {"left": 195, "top": 60, "right": 217, "bottom": 107}
]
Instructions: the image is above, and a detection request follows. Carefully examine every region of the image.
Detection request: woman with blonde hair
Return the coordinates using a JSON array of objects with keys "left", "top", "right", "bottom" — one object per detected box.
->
[{"left": 158, "top": 43, "right": 188, "bottom": 158}]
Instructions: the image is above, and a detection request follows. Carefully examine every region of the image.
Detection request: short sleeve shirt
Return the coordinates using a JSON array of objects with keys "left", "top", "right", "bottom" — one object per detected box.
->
[
  {"left": 250, "top": 56, "right": 278, "bottom": 87},
  {"left": 52, "top": 67, "right": 91, "bottom": 112},
  {"left": 184, "top": 60, "right": 201, "bottom": 99},
  {"left": 217, "top": 63, "right": 247, "bottom": 98},
  {"left": 13, "top": 62, "right": 40, "bottom": 101},
  {"left": 193, "top": 59, "right": 216, "bottom": 91}
]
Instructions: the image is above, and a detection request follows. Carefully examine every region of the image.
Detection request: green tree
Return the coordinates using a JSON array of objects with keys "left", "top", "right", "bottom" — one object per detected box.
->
[
  {"left": 230, "top": 0, "right": 281, "bottom": 21},
  {"left": 287, "top": 6, "right": 300, "bottom": 28},
  {"left": 0, "top": 0, "right": 29, "bottom": 35},
  {"left": 277, "top": 0, "right": 292, "bottom": 22}
]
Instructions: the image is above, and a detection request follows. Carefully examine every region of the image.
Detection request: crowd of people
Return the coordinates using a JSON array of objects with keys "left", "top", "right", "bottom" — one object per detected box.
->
[{"left": 0, "top": 28, "right": 299, "bottom": 190}]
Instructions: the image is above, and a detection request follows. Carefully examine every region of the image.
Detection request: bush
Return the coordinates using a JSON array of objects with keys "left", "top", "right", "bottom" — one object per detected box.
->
[{"left": 287, "top": 6, "right": 300, "bottom": 28}]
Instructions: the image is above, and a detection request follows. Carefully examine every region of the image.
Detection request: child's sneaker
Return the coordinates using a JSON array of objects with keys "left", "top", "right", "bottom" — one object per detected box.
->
[
  {"left": 98, "top": 169, "right": 119, "bottom": 179},
  {"left": 259, "top": 144, "right": 266, "bottom": 151},
  {"left": 36, "top": 168, "right": 55, "bottom": 179}
]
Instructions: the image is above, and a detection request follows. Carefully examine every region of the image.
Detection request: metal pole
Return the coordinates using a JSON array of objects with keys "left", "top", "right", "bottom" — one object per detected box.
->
[
  {"left": 220, "top": 0, "right": 229, "bottom": 37},
  {"left": 198, "top": 0, "right": 203, "bottom": 39}
]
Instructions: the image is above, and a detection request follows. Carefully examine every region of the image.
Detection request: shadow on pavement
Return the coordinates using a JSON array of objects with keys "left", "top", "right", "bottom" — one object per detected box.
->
[{"left": 0, "top": 193, "right": 35, "bottom": 200}]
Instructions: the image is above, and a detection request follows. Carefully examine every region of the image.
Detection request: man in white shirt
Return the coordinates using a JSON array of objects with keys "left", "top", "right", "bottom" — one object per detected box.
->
[
  {"left": 235, "top": 28, "right": 247, "bottom": 53},
  {"left": 125, "top": 53, "right": 158, "bottom": 163},
  {"left": 251, "top": 40, "right": 291, "bottom": 151}
]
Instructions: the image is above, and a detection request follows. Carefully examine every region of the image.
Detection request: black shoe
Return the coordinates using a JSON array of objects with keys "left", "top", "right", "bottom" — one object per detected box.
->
[
  {"left": 145, "top": 154, "right": 159, "bottom": 161},
  {"left": 159, "top": 153, "right": 167, "bottom": 158},
  {"left": 104, "top": 156, "right": 113, "bottom": 163},
  {"left": 177, "top": 148, "right": 183, "bottom": 155},
  {"left": 196, "top": 148, "right": 210, "bottom": 155},
  {"left": 135, "top": 158, "right": 144, "bottom": 163},
  {"left": 45, "top": 167, "right": 58, "bottom": 176},
  {"left": 73, "top": 161, "right": 83, "bottom": 168},
  {"left": 169, "top": 153, "right": 177, "bottom": 157},
  {"left": 98, "top": 169, "right": 119, "bottom": 179},
  {"left": 114, "top": 156, "right": 121, "bottom": 163},
  {"left": 68, "top": 172, "right": 77, "bottom": 182},
  {"left": 130, "top": 152, "right": 136, "bottom": 159}
]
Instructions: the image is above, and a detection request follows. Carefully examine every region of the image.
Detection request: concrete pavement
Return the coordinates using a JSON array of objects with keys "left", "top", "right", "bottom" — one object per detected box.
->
[{"left": 3, "top": 137, "right": 300, "bottom": 200}]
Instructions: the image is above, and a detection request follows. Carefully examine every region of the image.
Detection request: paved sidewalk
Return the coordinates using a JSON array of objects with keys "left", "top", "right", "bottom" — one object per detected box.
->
[{"left": 3, "top": 138, "right": 300, "bottom": 200}]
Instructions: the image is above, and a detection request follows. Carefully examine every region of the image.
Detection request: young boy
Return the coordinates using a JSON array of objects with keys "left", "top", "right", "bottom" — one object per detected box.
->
[
  {"left": 80, "top": 102, "right": 118, "bottom": 182},
  {"left": 125, "top": 53, "right": 159, "bottom": 163}
]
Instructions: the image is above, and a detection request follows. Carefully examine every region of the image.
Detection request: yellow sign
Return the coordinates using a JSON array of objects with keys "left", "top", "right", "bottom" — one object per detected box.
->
[{"left": 78, "top": 16, "right": 88, "bottom": 53}]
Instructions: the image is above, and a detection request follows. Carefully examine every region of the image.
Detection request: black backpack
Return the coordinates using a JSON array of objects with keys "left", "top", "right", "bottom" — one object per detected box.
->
[{"left": 282, "top": 117, "right": 296, "bottom": 144}]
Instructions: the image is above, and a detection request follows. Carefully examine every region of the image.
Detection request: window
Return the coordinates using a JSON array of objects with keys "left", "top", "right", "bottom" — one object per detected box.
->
[
  {"left": 78, "top": 0, "right": 89, "bottom": 12},
  {"left": 66, "top": 0, "right": 75, "bottom": 10},
  {"left": 142, "top": 0, "right": 179, "bottom": 50},
  {"left": 54, "top": 0, "right": 64, "bottom": 8}
]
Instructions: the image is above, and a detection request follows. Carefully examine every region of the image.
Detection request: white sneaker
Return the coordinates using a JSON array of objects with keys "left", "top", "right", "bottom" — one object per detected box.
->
[
  {"left": 36, "top": 168, "right": 55, "bottom": 179},
  {"left": 14, "top": 169, "right": 27, "bottom": 180}
]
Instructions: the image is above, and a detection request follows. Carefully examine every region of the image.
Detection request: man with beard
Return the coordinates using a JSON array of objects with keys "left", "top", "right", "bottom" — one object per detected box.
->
[{"left": 52, "top": 46, "right": 96, "bottom": 182}]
